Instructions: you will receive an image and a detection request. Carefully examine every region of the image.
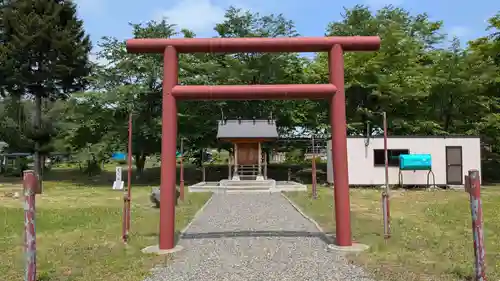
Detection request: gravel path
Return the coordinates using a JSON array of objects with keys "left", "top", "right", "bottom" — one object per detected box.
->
[{"left": 146, "top": 193, "right": 375, "bottom": 281}]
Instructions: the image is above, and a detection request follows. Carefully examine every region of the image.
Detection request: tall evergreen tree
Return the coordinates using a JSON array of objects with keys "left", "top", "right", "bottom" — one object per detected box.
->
[{"left": 1, "top": 0, "right": 92, "bottom": 188}]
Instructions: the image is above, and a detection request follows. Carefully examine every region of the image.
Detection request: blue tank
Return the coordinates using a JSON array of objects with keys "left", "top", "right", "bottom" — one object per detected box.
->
[
  {"left": 111, "top": 152, "right": 126, "bottom": 160},
  {"left": 399, "top": 154, "right": 432, "bottom": 170}
]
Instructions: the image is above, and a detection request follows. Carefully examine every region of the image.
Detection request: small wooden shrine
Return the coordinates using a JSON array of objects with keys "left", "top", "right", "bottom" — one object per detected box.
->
[{"left": 217, "top": 119, "right": 278, "bottom": 180}]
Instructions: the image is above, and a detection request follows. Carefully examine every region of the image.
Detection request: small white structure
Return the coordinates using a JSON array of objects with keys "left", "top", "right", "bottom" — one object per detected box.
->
[
  {"left": 327, "top": 136, "right": 481, "bottom": 187},
  {"left": 112, "top": 166, "right": 124, "bottom": 190}
]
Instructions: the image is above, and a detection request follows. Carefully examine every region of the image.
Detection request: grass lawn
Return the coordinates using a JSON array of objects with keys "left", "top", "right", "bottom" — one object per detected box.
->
[
  {"left": 286, "top": 187, "right": 500, "bottom": 281},
  {"left": 0, "top": 179, "right": 211, "bottom": 281}
]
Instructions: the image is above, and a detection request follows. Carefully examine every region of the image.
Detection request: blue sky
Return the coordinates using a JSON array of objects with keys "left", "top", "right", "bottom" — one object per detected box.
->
[{"left": 74, "top": 0, "right": 499, "bottom": 62}]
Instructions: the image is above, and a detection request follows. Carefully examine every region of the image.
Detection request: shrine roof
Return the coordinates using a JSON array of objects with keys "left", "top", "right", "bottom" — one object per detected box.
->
[{"left": 217, "top": 119, "right": 279, "bottom": 139}]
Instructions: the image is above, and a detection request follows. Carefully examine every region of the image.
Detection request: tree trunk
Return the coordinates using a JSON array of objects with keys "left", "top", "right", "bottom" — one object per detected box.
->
[
  {"left": 443, "top": 96, "right": 454, "bottom": 132},
  {"left": 198, "top": 148, "right": 204, "bottom": 167},
  {"left": 134, "top": 153, "right": 146, "bottom": 179},
  {"left": 34, "top": 95, "right": 43, "bottom": 191}
]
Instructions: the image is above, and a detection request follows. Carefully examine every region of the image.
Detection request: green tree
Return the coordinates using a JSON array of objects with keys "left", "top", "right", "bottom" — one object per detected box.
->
[
  {"left": 55, "top": 92, "right": 119, "bottom": 175},
  {"left": 209, "top": 7, "right": 311, "bottom": 138},
  {"left": 1, "top": 0, "right": 91, "bottom": 186},
  {"left": 92, "top": 19, "right": 179, "bottom": 176},
  {"left": 468, "top": 12, "right": 500, "bottom": 181},
  {"left": 307, "top": 5, "right": 448, "bottom": 135},
  {"left": 89, "top": 8, "right": 311, "bottom": 170},
  {"left": 424, "top": 38, "right": 497, "bottom": 134},
  {"left": 0, "top": 96, "right": 34, "bottom": 153}
]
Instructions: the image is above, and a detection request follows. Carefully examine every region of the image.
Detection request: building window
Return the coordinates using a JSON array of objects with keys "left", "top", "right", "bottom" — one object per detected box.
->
[{"left": 373, "top": 149, "right": 409, "bottom": 167}]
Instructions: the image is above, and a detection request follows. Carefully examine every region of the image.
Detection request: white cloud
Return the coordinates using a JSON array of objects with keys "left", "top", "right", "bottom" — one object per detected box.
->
[
  {"left": 154, "top": 0, "right": 226, "bottom": 34},
  {"left": 448, "top": 26, "right": 471, "bottom": 38}
]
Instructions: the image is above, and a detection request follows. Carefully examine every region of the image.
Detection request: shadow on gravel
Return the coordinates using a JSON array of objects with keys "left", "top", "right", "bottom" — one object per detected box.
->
[{"left": 181, "top": 230, "right": 334, "bottom": 244}]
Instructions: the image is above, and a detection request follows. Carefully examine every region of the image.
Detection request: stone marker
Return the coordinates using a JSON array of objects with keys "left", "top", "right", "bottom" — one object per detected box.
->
[
  {"left": 112, "top": 167, "right": 124, "bottom": 190},
  {"left": 150, "top": 187, "right": 180, "bottom": 208}
]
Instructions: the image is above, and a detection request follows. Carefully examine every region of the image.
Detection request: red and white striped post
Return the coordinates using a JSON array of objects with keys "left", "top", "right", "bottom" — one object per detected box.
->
[
  {"left": 464, "top": 170, "right": 487, "bottom": 281},
  {"left": 23, "top": 170, "right": 39, "bottom": 281}
]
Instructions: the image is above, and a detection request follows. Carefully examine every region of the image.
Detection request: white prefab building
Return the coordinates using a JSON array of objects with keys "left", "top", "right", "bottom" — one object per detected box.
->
[{"left": 327, "top": 136, "right": 481, "bottom": 187}]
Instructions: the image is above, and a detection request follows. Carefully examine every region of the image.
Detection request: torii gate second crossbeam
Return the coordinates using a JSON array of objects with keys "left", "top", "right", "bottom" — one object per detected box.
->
[{"left": 126, "top": 36, "right": 381, "bottom": 251}]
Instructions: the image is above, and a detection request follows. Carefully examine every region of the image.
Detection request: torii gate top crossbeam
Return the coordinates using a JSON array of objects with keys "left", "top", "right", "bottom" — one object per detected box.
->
[{"left": 126, "top": 36, "right": 381, "bottom": 53}]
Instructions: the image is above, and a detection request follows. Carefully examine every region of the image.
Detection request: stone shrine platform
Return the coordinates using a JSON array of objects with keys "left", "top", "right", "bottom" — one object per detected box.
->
[{"left": 188, "top": 179, "right": 307, "bottom": 193}]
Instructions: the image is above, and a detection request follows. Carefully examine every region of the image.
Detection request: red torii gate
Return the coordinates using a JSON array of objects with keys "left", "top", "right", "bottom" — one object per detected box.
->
[{"left": 126, "top": 36, "right": 381, "bottom": 251}]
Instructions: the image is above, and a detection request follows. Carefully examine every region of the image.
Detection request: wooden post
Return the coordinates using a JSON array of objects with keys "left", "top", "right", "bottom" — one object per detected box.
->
[
  {"left": 311, "top": 135, "right": 317, "bottom": 199},
  {"left": 123, "top": 112, "right": 133, "bottom": 244},
  {"left": 465, "top": 170, "right": 487, "bottom": 281},
  {"left": 234, "top": 143, "right": 238, "bottom": 178},
  {"left": 228, "top": 156, "right": 232, "bottom": 180},
  {"left": 23, "top": 170, "right": 39, "bottom": 281},
  {"left": 381, "top": 111, "right": 391, "bottom": 241},
  {"left": 202, "top": 165, "right": 206, "bottom": 182},
  {"left": 179, "top": 138, "right": 184, "bottom": 201},
  {"left": 258, "top": 142, "right": 262, "bottom": 176},
  {"left": 263, "top": 153, "right": 268, "bottom": 179}
]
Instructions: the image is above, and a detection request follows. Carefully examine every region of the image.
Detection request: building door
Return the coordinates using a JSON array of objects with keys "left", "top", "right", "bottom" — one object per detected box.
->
[
  {"left": 446, "top": 146, "right": 463, "bottom": 185},
  {"left": 237, "top": 143, "right": 259, "bottom": 165}
]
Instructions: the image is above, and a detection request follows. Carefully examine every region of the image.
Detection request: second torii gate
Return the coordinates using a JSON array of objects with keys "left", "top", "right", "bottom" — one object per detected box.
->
[{"left": 126, "top": 36, "right": 381, "bottom": 251}]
